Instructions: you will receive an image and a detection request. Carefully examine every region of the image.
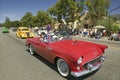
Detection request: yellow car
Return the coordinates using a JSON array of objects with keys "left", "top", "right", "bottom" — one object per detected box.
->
[{"left": 16, "top": 27, "right": 34, "bottom": 38}]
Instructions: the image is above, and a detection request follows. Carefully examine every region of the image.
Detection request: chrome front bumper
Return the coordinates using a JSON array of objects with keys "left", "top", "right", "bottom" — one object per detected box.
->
[
  {"left": 71, "top": 63, "right": 102, "bottom": 77},
  {"left": 71, "top": 56, "right": 105, "bottom": 77}
]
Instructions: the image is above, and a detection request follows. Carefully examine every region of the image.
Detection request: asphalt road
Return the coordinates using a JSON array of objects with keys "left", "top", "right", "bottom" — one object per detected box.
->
[{"left": 0, "top": 30, "right": 120, "bottom": 80}]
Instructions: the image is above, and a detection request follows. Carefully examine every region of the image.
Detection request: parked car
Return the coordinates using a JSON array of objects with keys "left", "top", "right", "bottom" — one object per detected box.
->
[
  {"left": 16, "top": 27, "right": 34, "bottom": 38},
  {"left": 26, "top": 34, "right": 107, "bottom": 78},
  {"left": 110, "top": 33, "right": 120, "bottom": 41},
  {"left": 2, "top": 27, "right": 9, "bottom": 33},
  {"left": 12, "top": 28, "right": 17, "bottom": 32}
]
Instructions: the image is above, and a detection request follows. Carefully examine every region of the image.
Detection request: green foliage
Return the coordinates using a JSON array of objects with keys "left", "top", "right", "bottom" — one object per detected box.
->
[
  {"left": 96, "top": 19, "right": 109, "bottom": 28},
  {"left": 96, "top": 19, "right": 120, "bottom": 32},
  {"left": 20, "top": 12, "right": 33, "bottom": 27},
  {"left": 47, "top": 0, "right": 84, "bottom": 22},
  {"left": 35, "top": 10, "right": 53, "bottom": 27},
  {"left": 111, "top": 22, "right": 120, "bottom": 32},
  {"left": 10, "top": 21, "right": 21, "bottom": 27},
  {"left": 4, "top": 17, "right": 11, "bottom": 28},
  {"left": 85, "top": 0, "right": 110, "bottom": 24},
  {"left": 111, "top": 14, "right": 120, "bottom": 21},
  {"left": 76, "top": 0, "right": 85, "bottom": 13},
  {"left": 48, "top": 0, "right": 110, "bottom": 27},
  {"left": 0, "top": 23, "right": 4, "bottom": 27},
  {"left": 20, "top": 11, "right": 53, "bottom": 27},
  {"left": 96, "top": 19, "right": 114, "bottom": 31},
  {"left": 2, "top": 11, "right": 53, "bottom": 28}
]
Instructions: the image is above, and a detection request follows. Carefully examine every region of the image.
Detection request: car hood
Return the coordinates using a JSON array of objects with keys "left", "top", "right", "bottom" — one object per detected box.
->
[{"left": 51, "top": 40, "right": 107, "bottom": 63}]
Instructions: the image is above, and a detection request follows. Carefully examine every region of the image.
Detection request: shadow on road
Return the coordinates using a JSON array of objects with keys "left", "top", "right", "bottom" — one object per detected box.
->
[
  {"left": 34, "top": 53, "right": 57, "bottom": 71},
  {"left": 26, "top": 50, "right": 99, "bottom": 80}
]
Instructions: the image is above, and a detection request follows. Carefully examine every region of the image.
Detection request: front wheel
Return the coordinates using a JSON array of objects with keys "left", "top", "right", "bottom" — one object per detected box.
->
[{"left": 57, "top": 59, "right": 70, "bottom": 78}]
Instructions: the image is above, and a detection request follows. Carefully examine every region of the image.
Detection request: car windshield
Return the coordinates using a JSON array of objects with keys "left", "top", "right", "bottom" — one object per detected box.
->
[
  {"left": 22, "top": 29, "right": 29, "bottom": 31},
  {"left": 41, "top": 32, "right": 72, "bottom": 43},
  {"left": 40, "top": 27, "right": 46, "bottom": 30}
]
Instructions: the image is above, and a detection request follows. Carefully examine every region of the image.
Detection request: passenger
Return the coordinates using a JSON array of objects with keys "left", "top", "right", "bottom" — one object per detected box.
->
[
  {"left": 39, "top": 33, "right": 46, "bottom": 42},
  {"left": 52, "top": 35, "right": 58, "bottom": 41},
  {"left": 59, "top": 37, "right": 64, "bottom": 40}
]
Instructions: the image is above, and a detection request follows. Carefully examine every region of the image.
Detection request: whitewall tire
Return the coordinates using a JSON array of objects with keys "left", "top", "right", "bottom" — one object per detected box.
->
[{"left": 57, "top": 59, "right": 70, "bottom": 78}]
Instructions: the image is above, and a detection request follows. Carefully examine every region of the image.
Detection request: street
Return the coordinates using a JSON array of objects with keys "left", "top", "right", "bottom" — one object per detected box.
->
[{"left": 0, "top": 30, "right": 120, "bottom": 80}]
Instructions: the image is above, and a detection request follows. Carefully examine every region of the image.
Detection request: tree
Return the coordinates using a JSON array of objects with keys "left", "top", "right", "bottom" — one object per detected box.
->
[
  {"left": 96, "top": 19, "right": 112, "bottom": 30},
  {"left": 85, "top": 0, "right": 110, "bottom": 25},
  {"left": 20, "top": 12, "right": 33, "bottom": 27},
  {"left": 111, "top": 22, "right": 120, "bottom": 32},
  {"left": 0, "top": 23, "right": 4, "bottom": 27},
  {"left": 20, "top": 11, "right": 53, "bottom": 27},
  {"left": 75, "top": 0, "right": 85, "bottom": 13},
  {"left": 4, "top": 17, "right": 11, "bottom": 28},
  {"left": 48, "top": 0, "right": 84, "bottom": 23},
  {"left": 35, "top": 10, "right": 53, "bottom": 27},
  {"left": 11, "top": 20, "right": 21, "bottom": 28}
]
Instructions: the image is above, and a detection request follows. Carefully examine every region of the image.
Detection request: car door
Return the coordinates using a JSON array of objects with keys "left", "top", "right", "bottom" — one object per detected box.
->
[
  {"left": 41, "top": 43, "right": 55, "bottom": 62},
  {"left": 33, "top": 39, "right": 55, "bottom": 62},
  {"left": 31, "top": 39, "right": 45, "bottom": 57}
]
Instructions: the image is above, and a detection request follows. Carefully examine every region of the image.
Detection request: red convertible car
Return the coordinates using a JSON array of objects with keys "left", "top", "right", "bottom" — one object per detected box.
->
[{"left": 26, "top": 34, "right": 107, "bottom": 78}]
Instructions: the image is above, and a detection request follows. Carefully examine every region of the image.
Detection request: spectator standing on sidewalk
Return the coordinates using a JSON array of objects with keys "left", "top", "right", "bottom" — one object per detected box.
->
[
  {"left": 107, "top": 30, "right": 113, "bottom": 40},
  {"left": 118, "top": 29, "right": 120, "bottom": 40},
  {"left": 83, "top": 29, "right": 87, "bottom": 37},
  {"left": 102, "top": 30, "right": 107, "bottom": 39}
]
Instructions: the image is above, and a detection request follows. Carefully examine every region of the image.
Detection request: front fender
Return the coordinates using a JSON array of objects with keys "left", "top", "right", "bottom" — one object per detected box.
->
[{"left": 54, "top": 55, "right": 77, "bottom": 72}]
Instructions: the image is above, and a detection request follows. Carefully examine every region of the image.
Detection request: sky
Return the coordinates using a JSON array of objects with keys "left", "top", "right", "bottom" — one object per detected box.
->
[{"left": 0, "top": 0, "right": 120, "bottom": 23}]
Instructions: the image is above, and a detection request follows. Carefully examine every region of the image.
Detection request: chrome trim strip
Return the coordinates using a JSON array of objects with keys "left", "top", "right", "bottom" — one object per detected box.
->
[{"left": 82, "top": 55, "right": 103, "bottom": 66}]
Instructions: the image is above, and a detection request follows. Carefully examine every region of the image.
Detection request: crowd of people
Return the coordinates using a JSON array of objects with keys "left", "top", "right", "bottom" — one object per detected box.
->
[
  {"left": 34, "top": 24, "right": 120, "bottom": 41},
  {"left": 56, "top": 26, "right": 120, "bottom": 41},
  {"left": 74, "top": 28, "right": 120, "bottom": 41}
]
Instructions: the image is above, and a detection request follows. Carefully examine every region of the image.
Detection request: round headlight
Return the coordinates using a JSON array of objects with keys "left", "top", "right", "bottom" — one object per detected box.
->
[{"left": 77, "top": 57, "right": 83, "bottom": 65}]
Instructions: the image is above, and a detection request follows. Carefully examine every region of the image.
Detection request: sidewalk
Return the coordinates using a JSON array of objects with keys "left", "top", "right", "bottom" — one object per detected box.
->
[{"left": 72, "top": 35, "right": 120, "bottom": 45}]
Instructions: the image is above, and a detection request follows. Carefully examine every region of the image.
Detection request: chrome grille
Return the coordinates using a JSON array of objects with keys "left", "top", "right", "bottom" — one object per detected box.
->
[{"left": 82, "top": 56, "right": 102, "bottom": 70}]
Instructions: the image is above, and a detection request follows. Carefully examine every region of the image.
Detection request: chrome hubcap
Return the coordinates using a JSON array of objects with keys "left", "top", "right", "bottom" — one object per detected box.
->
[{"left": 57, "top": 59, "right": 69, "bottom": 77}]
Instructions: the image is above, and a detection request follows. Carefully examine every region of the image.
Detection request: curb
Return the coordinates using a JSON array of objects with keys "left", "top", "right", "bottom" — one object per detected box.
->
[{"left": 72, "top": 36, "right": 120, "bottom": 45}]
